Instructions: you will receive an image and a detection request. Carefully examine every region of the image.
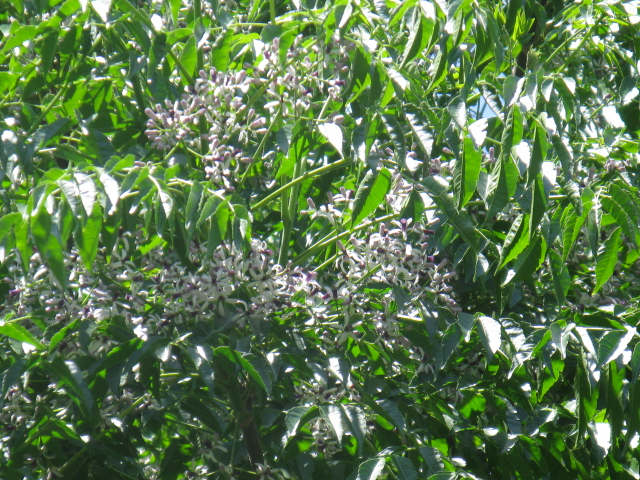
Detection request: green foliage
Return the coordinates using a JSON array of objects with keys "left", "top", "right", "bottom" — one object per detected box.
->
[{"left": 1, "top": 0, "right": 640, "bottom": 479}]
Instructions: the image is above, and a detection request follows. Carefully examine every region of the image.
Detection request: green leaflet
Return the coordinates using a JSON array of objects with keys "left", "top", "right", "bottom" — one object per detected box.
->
[
  {"left": 498, "top": 213, "right": 530, "bottom": 270},
  {"left": 593, "top": 226, "right": 621, "bottom": 295},
  {"left": 552, "top": 134, "right": 580, "bottom": 195},
  {"left": 549, "top": 249, "right": 570, "bottom": 306},
  {"left": 320, "top": 404, "right": 345, "bottom": 445},
  {"left": 344, "top": 46, "right": 371, "bottom": 104},
  {"left": 400, "top": 7, "right": 430, "bottom": 68},
  {"left": 477, "top": 315, "right": 502, "bottom": 361},
  {"left": 392, "top": 456, "right": 418, "bottom": 480},
  {"left": 212, "top": 347, "right": 272, "bottom": 395},
  {"left": 423, "top": 176, "right": 479, "bottom": 252},
  {"left": 375, "top": 399, "right": 406, "bottom": 434},
  {"left": 179, "top": 35, "right": 197, "bottom": 82},
  {"left": 0, "top": 322, "right": 45, "bottom": 351},
  {"left": 352, "top": 122, "right": 369, "bottom": 163},
  {"left": 627, "top": 344, "right": 640, "bottom": 448},
  {"left": 285, "top": 406, "right": 312, "bottom": 441},
  {"left": 74, "top": 172, "right": 97, "bottom": 217},
  {"left": 601, "top": 195, "right": 636, "bottom": 246},
  {"left": 405, "top": 111, "right": 433, "bottom": 158},
  {"left": 30, "top": 203, "right": 51, "bottom": 258},
  {"left": 427, "top": 43, "right": 448, "bottom": 94},
  {"left": 502, "top": 234, "right": 547, "bottom": 286},
  {"left": 526, "top": 123, "right": 549, "bottom": 186},
  {"left": 608, "top": 183, "right": 640, "bottom": 245},
  {"left": 577, "top": 353, "right": 598, "bottom": 441},
  {"left": 341, "top": 405, "right": 367, "bottom": 456},
  {"left": 47, "top": 357, "right": 97, "bottom": 419},
  {"left": 75, "top": 202, "right": 102, "bottom": 273},
  {"left": 0, "top": 212, "right": 21, "bottom": 244},
  {"left": 485, "top": 155, "right": 519, "bottom": 223},
  {"left": 597, "top": 327, "right": 635, "bottom": 367},
  {"left": 318, "top": 122, "right": 344, "bottom": 158},
  {"left": 529, "top": 176, "right": 547, "bottom": 235},
  {"left": 380, "top": 114, "right": 406, "bottom": 169},
  {"left": 448, "top": 95, "right": 467, "bottom": 130},
  {"left": 453, "top": 137, "right": 481, "bottom": 209},
  {"left": 560, "top": 204, "right": 585, "bottom": 263},
  {"left": 356, "top": 458, "right": 386, "bottom": 480},
  {"left": 184, "top": 180, "right": 203, "bottom": 241},
  {"left": 210, "top": 28, "right": 233, "bottom": 72},
  {"left": 351, "top": 168, "right": 392, "bottom": 228}
]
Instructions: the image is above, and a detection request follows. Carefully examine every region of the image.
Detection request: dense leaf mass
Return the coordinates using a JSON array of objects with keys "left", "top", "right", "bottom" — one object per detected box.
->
[{"left": 1, "top": 0, "right": 640, "bottom": 479}]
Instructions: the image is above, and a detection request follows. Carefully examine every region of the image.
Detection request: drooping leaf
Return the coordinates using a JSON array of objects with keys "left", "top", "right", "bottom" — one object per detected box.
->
[
  {"left": 405, "top": 111, "right": 433, "bottom": 158},
  {"left": 477, "top": 316, "right": 502, "bottom": 360},
  {"left": 341, "top": 404, "right": 367, "bottom": 455},
  {"left": 549, "top": 249, "right": 570, "bottom": 306},
  {"left": 0, "top": 322, "right": 45, "bottom": 351},
  {"left": 392, "top": 456, "right": 418, "bottom": 480},
  {"left": 376, "top": 399, "right": 405, "bottom": 434},
  {"left": 76, "top": 202, "right": 102, "bottom": 272},
  {"left": 0, "top": 212, "right": 22, "bottom": 244},
  {"left": 285, "top": 406, "right": 312, "bottom": 440},
  {"left": 593, "top": 226, "right": 621, "bottom": 295},
  {"left": 552, "top": 134, "right": 573, "bottom": 180},
  {"left": 560, "top": 204, "right": 585, "bottom": 263},
  {"left": 320, "top": 405, "right": 345, "bottom": 446},
  {"left": 498, "top": 214, "right": 530, "bottom": 270},
  {"left": 58, "top": 178, "right": 81, "bottom": 217},
  {"left": 422, "top": 176, "right": 479, "bottom": 252},
  {"left": 318, "top": 123, "right": 344, "bottom": 158},
  {"left": 47, "top": 357, "right": 96, "bottom": 418},
  {"left": 503, "top": 234, "right": 546, "bottom": 286},
  {"left": 185, "top": 181, "right": 203, "bottom": 240},
  {"left": 30, "top": 202, "right": 51, "bottom": 257},
  {"left": 210, "top": 28, "right": 233, "bottom": 71},
  {"left": 212, "top": 347, "right": 271, "bottom": 395},
  {"left": 598, "top": 326, "right": 636, "bottom": 366},
  {"left": 351, "top": 168, "right": 392, "bottom": 228},
  {"left": 468, "top": 118, "right": 488, "bottom": 150},
  {"left": 380, "top": 114, "right": 406, "bottom": 168},
  {"left": 459, "top": 312, "right": 475, "bottom": 342},
  {"left": 527, "top": 124, "right": 549, "bottom": 185},
  {"left": 179, "top": 35, "right": 197, "bottom": 81},
  {"left": 356, "top": 458, "right": 386, "bottom": 480},
  {"left": 453, "top": 137, "right": 481, "bottom": 208},
  {"left": 74, "top": 172, "right": 97, "bottom": 217},
  {"left": 448, "top": 95, "right": 467, "bottom": 130}
]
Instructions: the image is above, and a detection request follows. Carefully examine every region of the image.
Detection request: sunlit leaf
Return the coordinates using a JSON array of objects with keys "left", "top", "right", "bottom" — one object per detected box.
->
[
  {"left": 593, "top": 226, "right": 621, "bottom": 295},
  {"left": 357, "top": 458, "right": 386, "bottom": 480},
  {"left": 477, "top": 316, "right": 502, "bottom": 360},
  {"left": 318, "top": 122, "right": 344, "bottom": 158},
  {"left": 351, "top": 168, "right": 392, "bottom": 228}
]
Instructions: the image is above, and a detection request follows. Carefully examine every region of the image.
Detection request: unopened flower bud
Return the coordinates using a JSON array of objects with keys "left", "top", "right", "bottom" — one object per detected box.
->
[
  {"left": 144, "top": 108, "right": 158, "bottom": 122},
  {"left": 443, "top": 271, "right": 457, "bottom": 280},
  {"left": 250, "top": 117, "right": 266, "bottom": 129}
]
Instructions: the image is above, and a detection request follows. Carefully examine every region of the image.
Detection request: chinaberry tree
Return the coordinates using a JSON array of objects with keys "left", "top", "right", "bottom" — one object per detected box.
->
[{"left": 0, "top": 0, "right": 639, "bottom": 479}]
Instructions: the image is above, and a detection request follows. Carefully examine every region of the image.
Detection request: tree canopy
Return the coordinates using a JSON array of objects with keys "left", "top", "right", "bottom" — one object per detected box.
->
[{"left": 1, "top": 0, "right": 640, "bottom": 479}]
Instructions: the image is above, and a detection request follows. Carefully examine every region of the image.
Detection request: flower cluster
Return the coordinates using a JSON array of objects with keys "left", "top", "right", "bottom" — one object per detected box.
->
[
  {"left": 145, "top": 68, "right": 264, "bottom": 188},
  {"left": 336, "top": 219, "right": 438, "bottom": 292},
  {"left": 253, "top": 35, "right": 349, "bottom": 118}
]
